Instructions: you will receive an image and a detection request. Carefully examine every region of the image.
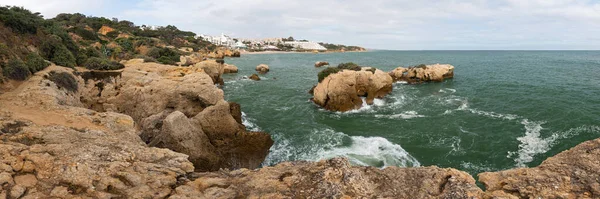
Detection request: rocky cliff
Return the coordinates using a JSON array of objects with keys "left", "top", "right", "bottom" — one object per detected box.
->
[{"left": 0, "top": 62, "right": 599, "bottom": 198}]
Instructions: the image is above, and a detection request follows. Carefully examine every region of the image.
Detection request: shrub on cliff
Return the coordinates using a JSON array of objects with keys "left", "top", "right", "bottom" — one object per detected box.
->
[
  {"left": 39, "top": 36, "right": 77, "bottom": 68},
  {"left": 47, "top": 71, "right": 78, "bottom": 92},
  {"left": 147, "top": 47, "right": 180, "bottom": 65},
  {"left": 106, "top": 31, "right": 119, "bottom": 39},
  {"left": 25, "top": 52, "right": 49, "bottom": 74},
  {"left": 0, "top": 6, "right": 43, "bottom": 34},
  {"left": 2, "top": 58, "right": 31, "bottom": 80},
  {"left": 337, "top": 62, "right": 361, "bottom": 71},
  {"left": 318, "top": 67, "right": 341, "bottom": 82},
  {"left": 84, "top": 57, "right": 124, "bottom": 70}
]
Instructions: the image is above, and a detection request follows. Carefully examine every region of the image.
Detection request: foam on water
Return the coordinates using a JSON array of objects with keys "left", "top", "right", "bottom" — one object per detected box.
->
[
  {"left": 339, "top": 98, "right": 386, "bottom": 114},
  {"left": 241, "top": 112, "right": 261, "bottom": 132},
  {"left": 508, "top": 119, "right": 555, "bottom": 167},
  {"left": 264, "top": 128, "right": 420, "bottom": 168},
  {"left": 375, "top": 111, "right": 425, "bottom": 119}
]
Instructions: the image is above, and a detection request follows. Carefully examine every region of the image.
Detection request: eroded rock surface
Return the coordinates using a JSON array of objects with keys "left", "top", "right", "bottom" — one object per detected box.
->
[
  {"left": 312, "top": 68, "right": 393, "bottom": 112},
  {"left": 77, "top": 60, "right": 273, "bottom": 171},
  {"left": 223, "top": 63, "right": 238, "bottom": 74},
  {"left": 315, "top": 61, "right": 329, "bottom": 67},
  {"left": 479, "top": 138, "right": 600, "bottom": 199},
  {"left": 390, "top": 64, "right": 454, "bottom": 83},
  {"left": 170, "top": 158, "right": 483, "bottom": 199}
]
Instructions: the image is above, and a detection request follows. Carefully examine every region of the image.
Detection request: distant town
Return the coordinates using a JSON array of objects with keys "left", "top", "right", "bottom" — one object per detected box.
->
[{"left": 197, "top": 33, "right": 365, "bottom": 52}]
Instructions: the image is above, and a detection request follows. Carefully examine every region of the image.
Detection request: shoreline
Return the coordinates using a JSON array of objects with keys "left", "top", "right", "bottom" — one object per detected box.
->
[{"left": 240, "top": 50, "right": 368, "bottom": 55}]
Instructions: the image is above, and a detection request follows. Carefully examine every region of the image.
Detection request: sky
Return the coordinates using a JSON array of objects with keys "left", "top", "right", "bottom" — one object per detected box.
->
[{"left": 2, "top": 0, "right": 600, "bottom": 50}]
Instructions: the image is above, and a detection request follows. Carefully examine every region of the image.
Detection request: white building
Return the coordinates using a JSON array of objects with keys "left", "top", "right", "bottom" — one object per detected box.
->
[
  {"left": 284, "top": 41, "right": 327, "bottom": 51},
  {"left": 198, "top": 33, "right": 236, "bottom": 48}
]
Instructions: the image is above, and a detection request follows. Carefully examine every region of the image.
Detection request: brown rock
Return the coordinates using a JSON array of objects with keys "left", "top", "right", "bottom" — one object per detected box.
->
[
  {"left": 97, "top": 25, "right": 115, "bottom": 36},
  {"left": 249, "top": 74, "right": 261, "bottom": 81},
  {"left": 255, "top": 64, "right": 270, "bottom": 74},
  {"left": 14, "top": 174, "right": 37, "bottom": 187},
  {"left": 480, "top": 138, "right": 600, "bottom": 199},
  {"left": 170, "top": 158, "right": 483, "bottom": 198},
  {"left": 194, "top": 60, "right": 224, "bottom": 84},
  {"left": 229, "top": 102, "right": 242, "bottom": 124},
  {"left": 224, "top": 49, "right": 241, "bottom": 57},
  {"left": 312, "top": 68, "right": 393, "bottom": 112},
  {"left": 315, "top": 61, "right": 329, "bottom": 67},
  {"left": 223, "top": 64, "right": 238, "bottom": 74},
  {"left": 390, "top": 64, "right": 454, "bottom": 83}
]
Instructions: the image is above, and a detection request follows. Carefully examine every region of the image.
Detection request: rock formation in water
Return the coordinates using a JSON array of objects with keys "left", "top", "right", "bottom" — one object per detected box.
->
[
  {"left": 223, "top": 64, "right": 238, "bottom": 74},
  {"left": 315, "top": 61, "right": 329, "bottom": 67},
  {"left": 312, "top": 67, "right": 393, "bottom": 112},
  {"left": 249, "top": 74, "right": 261, "bottom": 81},
  {"left": 193, "top": 60, "right": 225, "bottom": 85},
  {"left": 223, "top": 49, "right": 241, "bottom": 57},
  {"left": 390, "top": 64, "right": 454, "bottom": 83},
  {"left": 256, "top": 64, "right": 270, "bottom": 74}
]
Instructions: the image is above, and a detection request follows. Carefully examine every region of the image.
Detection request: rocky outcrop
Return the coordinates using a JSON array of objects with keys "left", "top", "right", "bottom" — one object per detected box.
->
[
  {"left": 179, "top": 53, "right": 205, "bottom": 66},
  {"left": 390, "top": 64, "right": 454, "bottom": 83},
  {"left": 193, "top": 60, "right": 225, "bottom": 85},
  {"left": 170, "top": 158, "right": 483, "bottom": 198},
  {"left": 256, "top": 64, "right": 270, "bottom": 74},
  {"left": 249, "top": 74, "right": 261, "bottom": 81},
  {"left": 479, "top": 138, "right": 600, "bottom": 198},
  {"left": 223, "top": 64, "right": 238, "bottom": 74},
  {"left": 224, "top": 49, "right": 241, "bottom": 57},
  {"left": 97, "top": 25, "right": 115, "bottom": 35},
  {"left": 312, "top": 68, "right": 393, "bottom": 112},
  {"left": 315, "top": 61, "right": 329, "bottom": 67},
  {"left": 77, "top": 60, "right": 273, "bottom": 171},
  {"left": 0, "top": 65, "right": 195, "bottom": 198}
]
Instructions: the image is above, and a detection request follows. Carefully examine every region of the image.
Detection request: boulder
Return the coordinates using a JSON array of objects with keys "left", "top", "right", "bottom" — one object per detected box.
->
[
  {"left": 194, "top": 60, "right": 224, "bottom": 85},
  {"left": 312, "top": 68, "right": 393, "bottom": 112},
  {"left": 256, "top": 64, "right": 270, "bottom": 74},
  {"left": 249, "top": 74, "right": 261, "bottom": 81},
  {"left": 223, "top": 64, "right": 238, "bottom": 73},
  {"left": 390, "top": 64, "right": 454, "bottom": 83},
  {"left": 315, "top": 61, "right": 329, "bottom": 67},
  {"left": 179, "top": 53, "right": 205, "bottom": 66}
]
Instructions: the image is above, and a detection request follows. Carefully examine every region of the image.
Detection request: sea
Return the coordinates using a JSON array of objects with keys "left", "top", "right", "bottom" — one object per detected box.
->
[{"left": 222, "top": 50, "right": 600, "bottom": 176}]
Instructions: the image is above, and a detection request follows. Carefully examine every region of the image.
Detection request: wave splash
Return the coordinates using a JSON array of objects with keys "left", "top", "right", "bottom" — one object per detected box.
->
[{"left": 264, "top": 128, "right": 420, "bottom": 168}]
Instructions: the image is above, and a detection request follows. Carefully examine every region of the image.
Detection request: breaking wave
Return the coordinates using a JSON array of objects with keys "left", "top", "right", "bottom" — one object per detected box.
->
[
  {"left": 264, "top": 128, "right": 420, "bottom": 168},
  {"left": 375, "top": 111, "right": 426, "bottom": 119}
]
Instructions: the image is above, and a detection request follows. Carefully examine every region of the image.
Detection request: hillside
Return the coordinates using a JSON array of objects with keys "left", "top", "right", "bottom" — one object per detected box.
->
[
  {"left": 0, "top": 6, "right": 220, "bottom": 86},
  {"left": 319, "top": 42, "right": 366, "bottom": 52}
]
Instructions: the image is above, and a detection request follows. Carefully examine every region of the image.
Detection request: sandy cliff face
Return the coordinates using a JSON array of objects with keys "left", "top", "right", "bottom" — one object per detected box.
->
[{"left": 0, "top": 62, "right": 599, "bottom": 198}]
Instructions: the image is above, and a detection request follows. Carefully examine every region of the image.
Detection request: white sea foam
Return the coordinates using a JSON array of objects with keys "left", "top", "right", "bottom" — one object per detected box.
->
[
  {"left": 375, "top": 111, "right": 426, "bottom": 119},
  {"left": 508, "top": 119, "right": 555, "bottom": 167},
  {"left": 241, "top": 112, "right": 261, "bottom": 131},
  {"left": 316, "top": 135, "right": 421, "bottom": 168},
  {"left": 339, "top": 98, "right": 385, "bottom": 114},
  {"left": 264, "top": 128, "right": 420, "bottom": 168},
  {"left": 460, "top": 162, "right": 494, "bottom": 173},
  {"left": 467, "top": 109, "right": 519, "bottom": 120},
  {"left": 439, "top": 88, "right": 457, "bottom": 93}
]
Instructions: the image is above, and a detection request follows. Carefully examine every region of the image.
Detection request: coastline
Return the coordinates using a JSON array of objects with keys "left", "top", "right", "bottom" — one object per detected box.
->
[{"left": 240, "top": 50, "right": 368, "bottom": 55}]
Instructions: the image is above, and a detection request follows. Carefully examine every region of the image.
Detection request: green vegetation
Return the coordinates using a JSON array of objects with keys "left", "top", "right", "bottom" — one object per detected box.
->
[
  {"left": 25, "top": 52, "right": 50, "bottom": 73},
  {"left": 337, "top": 62, "right": 361, "bottom": 71},
  {"left": 319, "top": 42, "right": 365, "bottom": 52},
  {"left": 2, "top": 58, "right": 31, "bottom": 80},
  {"left": 84, "top": 57, "right": 124, "bottom": 70},
  {"left": 0, "top": 5, "right": 217, "bottom": 82},
  {"left": 318, "top": 67, "right": 341, "bottom": 82},
  {"left": 47, "top": 71, "right": 78, "bottom": 92}
]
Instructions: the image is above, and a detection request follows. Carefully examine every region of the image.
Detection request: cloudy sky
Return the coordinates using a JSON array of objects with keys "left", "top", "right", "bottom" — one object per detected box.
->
[{"left": 3, "top": 0, "right": 600, "bottom": 50}]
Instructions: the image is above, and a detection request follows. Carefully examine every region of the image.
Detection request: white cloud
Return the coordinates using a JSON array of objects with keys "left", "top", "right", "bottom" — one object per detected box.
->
[{"left": 3, "top": 0, "right": 600, "bottom": 49}]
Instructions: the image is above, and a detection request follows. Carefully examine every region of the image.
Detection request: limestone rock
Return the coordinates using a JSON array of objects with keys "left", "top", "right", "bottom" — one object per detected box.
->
[
  {"left": 194, "top": 60, "right": 225, "bottom": 84},
  {"left": 170, "top": 158, "right": 483, "bottom": 198},
  {"left": 97, "top": 25, "right": 115, "bottom": 35},
  {"left": 255, "top": 64, "right": 270, "bottom": 74},
  {"left": 390, "top": 64, "right": 454, "bottom": 83},
  {"left": 249, "top": 74, "right": 261, "bottom": 81},
  {"left": 78, "top": 62, "right": 272, "bottom": 171},
  {"left": 315, "top": 61, "right": 329, "bottom": 67},
  {"left": 480, "top": 138, "right": 600, "bottom": 199},
  {"left": 224, "top": 49, "right": 241, "bottom": 57},
  {"left": 312, "top": 68, "right": 393, "bottom": 112},
  {"left": 223, "top": 64, "right": 238, "bottom": 74},
  {"left": 179, "top": 53, "right": 205, "bottom": 66}
]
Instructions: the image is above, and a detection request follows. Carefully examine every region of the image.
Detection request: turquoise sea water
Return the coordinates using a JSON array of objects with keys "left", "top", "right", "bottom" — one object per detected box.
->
[{"left": 222, "top": 51, "right": 600, "bottom": 176}]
